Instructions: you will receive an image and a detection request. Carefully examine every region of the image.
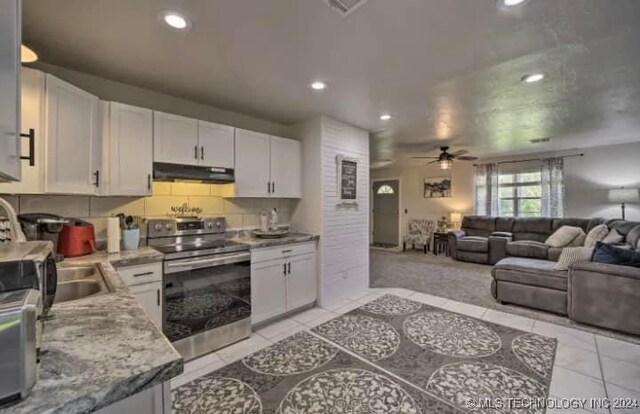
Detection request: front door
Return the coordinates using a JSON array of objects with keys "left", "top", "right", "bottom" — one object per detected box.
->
[{"left": 373, "top": 180, "right": 399, "bottom": 246}]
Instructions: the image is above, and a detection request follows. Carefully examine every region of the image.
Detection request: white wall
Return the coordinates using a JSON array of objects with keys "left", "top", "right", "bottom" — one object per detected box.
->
[
  {"left": 291, "top": 116, "right": 370, "bottom": 307},
  {"left": 564, "top": 141, "right": 640, "bottom": 221},
  {"left": 374, "top": 141, "right": 640, "bottom": 235},
  {"left": 371, "top": 158, "right": 475, "bottom": 236}
]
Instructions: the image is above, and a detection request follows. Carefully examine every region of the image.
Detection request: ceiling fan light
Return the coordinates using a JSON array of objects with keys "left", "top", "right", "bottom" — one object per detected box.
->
[{"left": 440, "top": 159, "right": 453, "bottom": 170}]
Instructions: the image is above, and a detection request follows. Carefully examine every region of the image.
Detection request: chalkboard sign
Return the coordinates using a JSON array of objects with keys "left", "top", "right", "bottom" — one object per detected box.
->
[{"left": 337, "top": 155, "right": 358, "bottom": 201}]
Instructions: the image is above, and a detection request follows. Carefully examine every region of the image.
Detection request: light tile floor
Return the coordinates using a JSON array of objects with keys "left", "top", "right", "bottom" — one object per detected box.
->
[{"left": 170, "top": 288, "right": 640, "bottom": 414}]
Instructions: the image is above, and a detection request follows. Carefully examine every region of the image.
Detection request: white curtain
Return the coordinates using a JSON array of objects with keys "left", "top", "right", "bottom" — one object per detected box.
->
[
  {"left": 474, "top": 163, "right": 499, "bottom": 216},
  {"left": 541, "top": 157, "right": 565, "bottom": 218}
]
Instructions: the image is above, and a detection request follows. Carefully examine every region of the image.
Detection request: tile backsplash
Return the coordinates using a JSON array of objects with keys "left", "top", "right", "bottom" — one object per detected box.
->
[{"left": 1, "top": 182, "right": 295, "bottom": 241}]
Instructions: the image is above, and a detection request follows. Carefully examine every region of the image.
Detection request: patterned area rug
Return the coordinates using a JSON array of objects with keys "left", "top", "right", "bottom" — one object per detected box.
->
[
  {"left": 172, "top": 331, "right": 457, "bottom": 413},
  {"left": 172, "top": 295, "right": 557, "bottom": 413}
]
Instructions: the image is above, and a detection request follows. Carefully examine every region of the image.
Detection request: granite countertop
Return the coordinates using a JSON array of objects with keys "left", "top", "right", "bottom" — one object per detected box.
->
[
  {"left": 2, "top": 247, "right": 183, "bottom": 414},
  {"left": 234, "top": 232, "right": 320, "bottom": 249}
]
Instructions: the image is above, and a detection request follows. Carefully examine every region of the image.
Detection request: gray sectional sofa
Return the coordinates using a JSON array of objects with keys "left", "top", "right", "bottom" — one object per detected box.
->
[{"left": 448, "top": 216, "right": 640, "bottom": 335}]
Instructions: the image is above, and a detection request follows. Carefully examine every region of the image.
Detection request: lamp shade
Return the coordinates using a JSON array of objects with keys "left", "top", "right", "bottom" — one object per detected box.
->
[
  {"left": 450, "top": 212, "right": 462, "bottom": 223},
  {"left": 608, "top": 188, "right": 639, "bottom": 203}
]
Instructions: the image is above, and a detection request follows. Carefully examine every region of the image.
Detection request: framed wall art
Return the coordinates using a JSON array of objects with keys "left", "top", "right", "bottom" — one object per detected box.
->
[{"left": 336, "top": 155, "right": 359, "bottom": 202}]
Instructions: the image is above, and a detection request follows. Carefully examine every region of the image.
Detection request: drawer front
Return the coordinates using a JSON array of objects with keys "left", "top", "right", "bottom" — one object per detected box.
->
[
  {"left": 117, "top": 262, "right": 162, "bottom": 286},
  {"left": 251, "top": 241, "right": 316, "bottom": 264}
]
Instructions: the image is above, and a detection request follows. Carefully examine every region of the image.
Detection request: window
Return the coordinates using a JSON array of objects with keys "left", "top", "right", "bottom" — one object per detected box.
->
[
  {"left": 498, "top": 171, "right": 542, "bottom": 217},
  {"left": 377, "top": 184, "right": 395, "bottom": 195}
]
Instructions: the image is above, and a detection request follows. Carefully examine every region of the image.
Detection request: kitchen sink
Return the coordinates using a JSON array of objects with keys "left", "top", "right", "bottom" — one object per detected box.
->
[
  {"left": 55, "top": 264, "right": 112, "bottom": 304},
  {"left": 57, "top": 266, "right": 96, "bottom": 282}
]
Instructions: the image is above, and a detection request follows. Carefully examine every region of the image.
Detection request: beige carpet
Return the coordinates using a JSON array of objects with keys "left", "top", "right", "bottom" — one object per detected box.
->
[{"left": 370, "top": 249, "right": 640, "bottom": 344}]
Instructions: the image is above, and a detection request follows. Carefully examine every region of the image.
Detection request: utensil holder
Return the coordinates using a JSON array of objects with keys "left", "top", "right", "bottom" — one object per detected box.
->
[{"left": 122, "top": 229, "right": 140, "bottom": 251}]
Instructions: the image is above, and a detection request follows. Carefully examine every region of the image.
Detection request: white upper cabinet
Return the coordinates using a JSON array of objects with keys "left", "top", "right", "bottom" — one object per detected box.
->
[
  {"left": 104, "top": 102, "right": 153, "bottom": 196},
  {"left": 234, "top": 129, "right": 270, "bottom": 197},
  {"left": 0, "top": 0, "right": 21, "bottom": 182},
  {"left": 197, "top": 120, "right": 234, "bottom": 169},
  {"left": 45, "top": 74, "right": 101, "bottom": 194},
  {"left": 153, "top": 111, "right": 198, "bottom": 166},
  {"left": 234, "top": 131, "right": 302, "bottom": 198},
  {"left": 270, "top": 136, "right": 302, "bottom": 198},
  {"left": 0, "top": 68, "right": 45, "bottom": 194}
]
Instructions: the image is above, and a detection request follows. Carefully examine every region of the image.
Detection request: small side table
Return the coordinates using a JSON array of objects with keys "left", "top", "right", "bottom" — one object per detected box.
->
[{"left": 433, "top": 231, "right": 451, "bottom": 256}]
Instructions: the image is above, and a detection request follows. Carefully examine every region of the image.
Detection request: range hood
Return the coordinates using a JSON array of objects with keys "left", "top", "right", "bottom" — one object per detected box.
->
[{"left": 153, "top": 162, "right": 234, "bottom": 184}]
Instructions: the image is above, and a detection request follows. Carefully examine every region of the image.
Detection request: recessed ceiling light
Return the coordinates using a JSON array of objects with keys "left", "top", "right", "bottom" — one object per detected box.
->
[
  {"left": 380, "top": 114, "right": 392, "bottom": 121},
  {"left": 160, "top": 11, "right": 191, "bottom": 30},
  {"left": 310, "top": 81, "right": 327, "bottom": 91},
  {"left": 521, "top": 72, "right": 545, "bottom": 83},
  {"left": 497, "top": 0, "right": 531, "bottom": 9},
  {"left": 20, "top": 45, "right": 38, "bottom": 63}
]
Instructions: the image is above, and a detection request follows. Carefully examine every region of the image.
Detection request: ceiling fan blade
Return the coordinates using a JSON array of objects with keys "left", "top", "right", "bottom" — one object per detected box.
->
[
  {"left": 426, "top": 160, "right": 440, "bottom": 165},
  {"left": 450, "top": 150, "right": 468, "bottom": 157},
  {"left": 412, "top": 156, "right": 439, "bottom": 159},
  {"left": 456, "top": 155, "right": 479, "bottom": 161}
]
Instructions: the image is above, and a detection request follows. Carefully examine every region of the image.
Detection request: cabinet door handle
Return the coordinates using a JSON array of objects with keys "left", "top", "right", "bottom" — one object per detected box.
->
[
  {"left": 283, "top": 262, "right": 287, "bottom": 275},
  {"left": 200, "top": 146, "right": 204, "bottom": 160},
  {"left": 194, "top": 145, "right": 198, "bottom": 159},
  {"left": 271, "top": 182, "right": 275, "bottom": 194},
  {"left": 133, "top": 271, "right": 154, "bottom": 278},
  {"left": 20, "top": 129, "right": 35, "bottom": 166},
  {"left": 287, "top": 262, "right": 291, "bottom": 275},
  {"left": 268, "top": 182, "right": 271, "bottom": 194},
  {"left": 282, "top": 249, "right": 293, "bottom": 253},
  {"left": 94, "top": 170, "right": 100, "bottom": 188},
  {"left": 147, "top": 174, "right": 152, "bottom": 191},
  {"left": 157, "top": 289, "right": 160, "bottom": 306}
]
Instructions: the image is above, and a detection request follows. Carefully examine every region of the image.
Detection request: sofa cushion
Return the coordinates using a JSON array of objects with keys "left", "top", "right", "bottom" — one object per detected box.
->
[
  {"left": 592, "top": 242, "right": 640, "bottom": 268},
  {"left": 548, "top": 247, "right": 563, "bottom": 262},
  {"left": 495, "top": 217, "right": 515, "bottom": 233},
  {"left": 461, "top": 216, "right": 496, "bottom": 237},
  {"left": 507, "top": 240, "right": 549, "bottom": 259},
  {"left": 545, "top": 226, "right": 586, "bottom": 248},
  {"left": 627, "top": 225, "right": 640, "bottom": 249},
  {"left": 512, "top": 218, "right": 553, "bottom": 242},
  {"left": 602, "top": 229, "right": 624, "bottom": 244},
  {"left": 457, "top": 236, "right": 489, "bottom": 253},
  {"left": 492, "top": 257, "right": 567, "bottom": 290},
  {"left": 584, "top": 224, "right": 609, "bottom": 248},
  {"left": 552, "top": 218, "right": 591, "bottom": 233},
  {"left": 554, "top": 247, "right": 594, "bottom": 271}
]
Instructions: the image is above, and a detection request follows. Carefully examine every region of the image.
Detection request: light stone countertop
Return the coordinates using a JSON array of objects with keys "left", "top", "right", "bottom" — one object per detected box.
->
[
  {"left": 1, "top": 247, "right": 183, "bottom": 414},
  {"left": 233, "top": 232, "right": 320, "bottom": 249}
]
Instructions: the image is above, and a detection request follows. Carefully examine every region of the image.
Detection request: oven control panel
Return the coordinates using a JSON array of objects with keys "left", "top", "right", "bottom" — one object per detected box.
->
[{"left": 147, "top": 217, "right": 227, "bottom": 238}]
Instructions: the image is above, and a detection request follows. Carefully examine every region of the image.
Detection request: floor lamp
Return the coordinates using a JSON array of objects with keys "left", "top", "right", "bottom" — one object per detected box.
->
[{"left": 608, "top": 188, "right": 639, "bottom": 220}]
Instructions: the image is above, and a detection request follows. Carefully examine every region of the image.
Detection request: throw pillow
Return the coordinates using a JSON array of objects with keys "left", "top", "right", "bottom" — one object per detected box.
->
[
  {"left": 545, "top": 226, "right": 586, "bottom": 248},
  {"left": 584, "top": 224, "right": 609, "bottom": 248},
  {"left": 602, "top": 228, "right": 624, "bottom": 244},
  {"left": 591, "top": 242, "right": 640, "bottom": 268},
  {"left": 554, "top": 246, "right": 594, "bottom": 271}
]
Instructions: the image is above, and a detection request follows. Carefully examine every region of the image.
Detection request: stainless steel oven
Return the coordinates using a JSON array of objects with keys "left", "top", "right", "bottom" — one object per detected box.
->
[{"left": 147, "top": 217, "right": 251, "bottom": 361}]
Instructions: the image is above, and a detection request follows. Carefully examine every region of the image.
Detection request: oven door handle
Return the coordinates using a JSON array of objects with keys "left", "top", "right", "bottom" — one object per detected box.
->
[{"left": 165, "top": 252, "right": 250, "bottom": 273}]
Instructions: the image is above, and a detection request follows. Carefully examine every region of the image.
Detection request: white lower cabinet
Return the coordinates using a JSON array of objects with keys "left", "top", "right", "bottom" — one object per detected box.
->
[
  {"left": 251, "top": 242, "right": 317, "bottom": 325},
  {"left": 129, "top": 282, "right": 163, "bottom": 328},
  {"left": 251, "top": 258, "right": 287, "bottom": 323},
  {"left": 96, "top": 381, "right": 170, "bottom": 414},
  {"left": 117, "top": 262, "right": 163, "bottom": 328}
]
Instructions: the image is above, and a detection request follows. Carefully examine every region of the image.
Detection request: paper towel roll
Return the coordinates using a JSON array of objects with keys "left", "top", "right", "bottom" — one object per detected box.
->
[{"left": 107, "top": 217, "right": 121, "bottom": 254}]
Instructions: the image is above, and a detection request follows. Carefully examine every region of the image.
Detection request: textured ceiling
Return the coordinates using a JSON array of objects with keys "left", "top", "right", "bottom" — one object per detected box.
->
[{"left": 22, "top": 0, "right": 640, "bottom": 160}]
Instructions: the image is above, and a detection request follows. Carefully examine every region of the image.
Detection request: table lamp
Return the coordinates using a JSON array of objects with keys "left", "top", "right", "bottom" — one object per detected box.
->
[
  {"left": 608, "top": 187, "right": 639, "bottom": 220},
  {"left": 450, "top": 212, "right": 462, "bottom": 230}
]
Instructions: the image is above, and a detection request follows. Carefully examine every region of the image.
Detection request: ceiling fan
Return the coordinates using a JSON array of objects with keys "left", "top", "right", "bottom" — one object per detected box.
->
[{"left": 412, "top": 146, "right": 478, "bottom": 170}]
